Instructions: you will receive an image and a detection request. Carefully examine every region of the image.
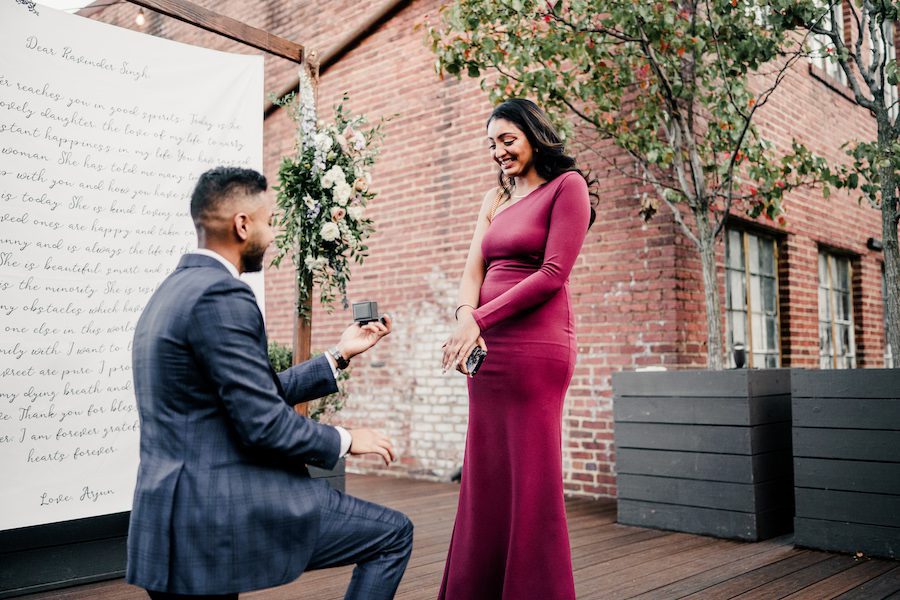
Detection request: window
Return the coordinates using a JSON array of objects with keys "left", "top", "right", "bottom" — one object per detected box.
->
[
  {"left": 885, "top": 268, "right": 894, "bottom": 368},
  {"left": 818, "top": 251, "right": 856, "bottom": 368},
  {"left": 726, "top": 230, "right": 780, "bottom": 368},
  {"left": 871, "top": 19, "right": 898, "bottom": 119},
  {"left": 809, "top": 0, "right": 847, "bottom": 84}
]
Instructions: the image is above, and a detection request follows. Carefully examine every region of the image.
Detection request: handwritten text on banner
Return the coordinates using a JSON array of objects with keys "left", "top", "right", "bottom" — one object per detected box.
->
[{"left": 0, "top": 2, "right": 262, "bottom": 530}]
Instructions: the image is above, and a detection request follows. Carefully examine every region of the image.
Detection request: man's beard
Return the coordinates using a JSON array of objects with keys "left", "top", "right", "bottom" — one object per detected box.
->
[{"left": 241, "top": 241, "right": 266, "bottom": 273}]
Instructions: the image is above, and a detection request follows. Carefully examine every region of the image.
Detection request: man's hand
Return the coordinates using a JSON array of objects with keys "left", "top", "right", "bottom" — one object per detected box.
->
[
  {"left": 347, "top": 428, "right": 396, "bottom": 466},
  {"left": 336, "top": 314, "right": 392, "bottom": 360}
]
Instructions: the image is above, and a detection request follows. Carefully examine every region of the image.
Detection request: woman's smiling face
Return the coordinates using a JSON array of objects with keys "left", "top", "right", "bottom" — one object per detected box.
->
[{"left": 487, "top": 117, "right": 535, "bottom": 179}]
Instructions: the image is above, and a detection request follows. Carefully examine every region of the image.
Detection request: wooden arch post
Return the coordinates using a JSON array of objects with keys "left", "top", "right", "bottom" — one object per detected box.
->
[{"left": 292, "top": 51, "right": 320, "bottom": 416}]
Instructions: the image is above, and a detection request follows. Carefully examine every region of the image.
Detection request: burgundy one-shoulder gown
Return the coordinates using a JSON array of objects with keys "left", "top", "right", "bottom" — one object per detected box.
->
[{"left": 438, "top": 172, "right": 591, "bottom": 600}]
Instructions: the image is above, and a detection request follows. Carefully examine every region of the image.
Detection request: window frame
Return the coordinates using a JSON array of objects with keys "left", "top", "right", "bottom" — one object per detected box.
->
[
  {"left": 817, "top": 250, "right": 857, "bottom": 369},
  {"left": 725, "top": 229, "right": 782, "bottom": 369},
  {"left": 809, "top": 0, "right": 848, "bottom": 85}
]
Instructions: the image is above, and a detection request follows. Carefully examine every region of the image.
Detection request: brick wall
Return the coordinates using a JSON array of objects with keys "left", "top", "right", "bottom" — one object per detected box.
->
[{"left": 86, "top": 0, "right": 890, "bottom": 499}]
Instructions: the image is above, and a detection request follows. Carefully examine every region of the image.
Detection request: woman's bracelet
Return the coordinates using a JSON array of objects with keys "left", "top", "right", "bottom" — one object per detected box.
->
[{"left": 454, "top": 304, "right": 476, "bottom": 320}]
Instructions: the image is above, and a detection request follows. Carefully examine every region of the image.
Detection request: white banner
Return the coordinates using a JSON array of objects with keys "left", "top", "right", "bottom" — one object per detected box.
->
[{"left": 0, "top": 2, "right": 263, "bottom": 529}]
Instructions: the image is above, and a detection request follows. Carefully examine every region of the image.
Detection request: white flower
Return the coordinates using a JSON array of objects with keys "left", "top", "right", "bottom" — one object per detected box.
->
[
  {"left": 304, "top": 255, "right": 328, "bottom": 270},
  {"left": 314, "top": 131, "right": 333, "bottom": 153},
  {"left": 338, "top": 221, "right": 352, "bottom": 242},
  {"left": 352, "top": 130, "right": 366, "bottom": 151},
  {"left": 320, "top": 222, "right": 340, "bottom": 241},
  {"left": 332, "top": 180, "right": 352, "bottom": 206},
  {"left": 303, "top": 194, "right": 316, "bottom": 209},
  {"left": 320, "top": 164, "right": 345, "bottom": 189},
  {"left": 348, "top": 206, "right": 365, "bottom": 221}
]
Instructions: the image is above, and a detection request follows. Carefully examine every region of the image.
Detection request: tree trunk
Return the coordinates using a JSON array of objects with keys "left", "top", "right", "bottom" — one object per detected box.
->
[
  {"left": 880, "top": 144, "right": 900, "bottom": 366},
  {"left": 695, "top": 208, "right": 725, "bottom": 370}
]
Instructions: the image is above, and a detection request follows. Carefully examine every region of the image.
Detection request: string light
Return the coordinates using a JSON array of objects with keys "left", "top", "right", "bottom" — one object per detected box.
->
[{"left": 135, "top": 7, "right": 145, "bottom": 25}]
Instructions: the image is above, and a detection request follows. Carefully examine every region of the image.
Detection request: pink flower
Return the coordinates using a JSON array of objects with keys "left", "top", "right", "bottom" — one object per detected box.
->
[{"left": 331, "top": 207, "right": 346, "bottom": 222}]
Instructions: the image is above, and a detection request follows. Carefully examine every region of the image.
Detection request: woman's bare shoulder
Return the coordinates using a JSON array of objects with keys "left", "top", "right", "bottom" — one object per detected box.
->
[{"left": 477, "top": 186, "right": 503, "bottom": 218}]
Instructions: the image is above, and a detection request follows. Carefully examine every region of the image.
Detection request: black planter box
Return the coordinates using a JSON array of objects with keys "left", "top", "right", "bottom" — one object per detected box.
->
[
  {"left": 792, "top": 369, "right": 900, "bottom": 560},
  {"left": 613, "top": 369, "right": 793, "bottom": 541},
  {"left": 309, "top": 456, "right": 346, "bottom": 493},
  {"left": 0, "top": 512, "right": 128, "bottom": 599}
]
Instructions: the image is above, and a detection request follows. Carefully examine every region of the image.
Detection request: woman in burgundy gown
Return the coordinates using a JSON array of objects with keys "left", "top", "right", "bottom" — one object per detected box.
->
[{"left": 439, "top": 99, "right": 594, "bottom": 599}]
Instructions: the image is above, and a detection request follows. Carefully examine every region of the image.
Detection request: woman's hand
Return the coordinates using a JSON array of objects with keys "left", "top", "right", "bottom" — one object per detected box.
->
[
  {"left": 456, "top": 336, "right": 487, "bottom": 376},
  {"left": 441, "top": 312, "right": 482, "bottom": 373}
]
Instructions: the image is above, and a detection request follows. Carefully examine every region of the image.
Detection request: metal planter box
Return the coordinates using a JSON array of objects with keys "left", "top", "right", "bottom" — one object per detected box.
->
[
  {"left": 613, "top": 369, "right": 793, "bottom": 541},
  {"left": 309, "top": 455, "right": 346, "bottom": 493},
  {"left": 792, "top": 369, "right": 900, "bottom": 560}
]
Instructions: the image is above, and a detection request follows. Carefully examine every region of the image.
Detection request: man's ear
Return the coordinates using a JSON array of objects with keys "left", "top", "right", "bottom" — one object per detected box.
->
[{"left": 233, "top": 212, "right": 250, "bottom": 241}]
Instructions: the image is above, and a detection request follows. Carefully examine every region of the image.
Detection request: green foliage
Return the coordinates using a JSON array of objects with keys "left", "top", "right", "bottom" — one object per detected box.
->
[
  {"left": 428, "top": 0, "right": 834, "bottom": 227},
  {"left": 771, "top": 0, "right": 900, "bottom": 211},
  {"left": 428, "top": 0, "right": 839, "bottom": 368},
  {"left": 270, "top": 89, "right": 385, "bottom": 318},
  {"left": 267, "top": 341, "right": 293, "bottom": 372},
  {"left": 777, "top": 0, "right": 900, "bottom": 358},
  {"left": 267, "top": 341, "right": 350, "bottom": 422}
]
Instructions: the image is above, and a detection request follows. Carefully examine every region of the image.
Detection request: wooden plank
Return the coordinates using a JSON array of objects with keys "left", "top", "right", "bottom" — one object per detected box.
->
[
  {"left": 793, "top": 397, "right": 900, "bottom": 429},
  {"left": 795, "top": 518, "right": 900, "bottom": 560},
  {"left": 629, "top": 541, "right": 800, "bottom": 599},
  {"left": 618, "top": 474, "right": 792, "bottom": 513},
  {"left": 617, "top": 499, "right": 792, "bottom": 541},
  {"left": 728, "top": 554, "right": 859, "bottom": 599},
  {"left": 794, "top": 427, "right": 900, "bottom": 461},
  {"left": 793, "top": 369, "right": 900, "bottom": 400},
  {"left": 614, "top": 394, "right": 790, "bottom": 426},
  {"left": 795, "top": 458, "right": 900, "bottom": 495},
  {"left": 16, "top": 474, "right": 900, "bottom": 600},
  {"left": 128, "top": 0, "right": 304, "bottom": 63},
  {"left": 613, "top": 369, "right": 790, "bottom": 398},
  {"left": 678, "top": 551, "right": 833, "bottom": 599},
  {"left": 796, "top": 488, "right": 900, "bottom": 528},
  {"left": 834, "top": 565, "right": 900, "bottom": 599},
  {"left": 615, "top": 421, "right": 790, "bottom": 454},
  {"left": 585, "top": 539, "right": 757, "bottom": 598},
  {"left": 781, "top": 559, "right": 899, "bottom": 599},
  {"left": 617, "top": 448, "right": 792, "bottom": 484}
]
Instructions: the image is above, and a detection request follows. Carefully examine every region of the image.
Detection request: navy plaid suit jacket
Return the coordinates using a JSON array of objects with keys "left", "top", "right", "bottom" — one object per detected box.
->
[{"left": 126, "top": 254, "right": 342, "bottom": 595}]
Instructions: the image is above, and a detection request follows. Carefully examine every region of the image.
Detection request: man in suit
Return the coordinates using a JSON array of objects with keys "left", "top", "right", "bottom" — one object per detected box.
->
[{"left": 127, "top": 167, "right": 413, "bottom": 600}]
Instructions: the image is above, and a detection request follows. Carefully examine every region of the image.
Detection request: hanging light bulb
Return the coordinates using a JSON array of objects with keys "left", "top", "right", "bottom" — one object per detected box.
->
[{"left": 135, "top": 8, "right": 146, "bottom": 26}]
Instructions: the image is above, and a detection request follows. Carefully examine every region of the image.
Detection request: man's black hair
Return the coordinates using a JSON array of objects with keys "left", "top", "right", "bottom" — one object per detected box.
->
[{"left": 190, "top": 167, "right": 267, "bottom": 226}]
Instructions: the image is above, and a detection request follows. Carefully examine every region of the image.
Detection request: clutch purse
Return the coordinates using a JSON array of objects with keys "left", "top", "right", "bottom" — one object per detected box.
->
[{"left": 465, "top": 346, "right": 487, "bottom": 376}]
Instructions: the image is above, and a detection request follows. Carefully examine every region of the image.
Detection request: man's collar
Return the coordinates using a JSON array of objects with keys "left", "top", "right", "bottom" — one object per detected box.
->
[{"left": 192, "top": 248, "right": 239, "bottom": 279}]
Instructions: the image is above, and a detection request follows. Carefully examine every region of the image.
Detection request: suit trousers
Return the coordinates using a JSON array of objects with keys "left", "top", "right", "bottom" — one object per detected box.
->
[
  {"left": 146, "top": 480, "right": 413, "bottom": 600},
  {"left": 307, "top": 480, "right": 414, "bottom": 599}
]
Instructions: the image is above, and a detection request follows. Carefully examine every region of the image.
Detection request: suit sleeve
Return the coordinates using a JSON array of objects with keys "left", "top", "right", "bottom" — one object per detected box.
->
[
  {"left": 187, "top": 280, "right": 341, "bottom": 469},
  {"left": 278, "top": 355, "right": 339, "bottom": 406},
  {"left": 471, "top": 173, "right": 590, "bottom": 332}
]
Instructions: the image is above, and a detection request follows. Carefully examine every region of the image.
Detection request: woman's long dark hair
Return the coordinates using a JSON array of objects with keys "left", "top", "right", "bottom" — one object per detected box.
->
[{"left": 487, "top": 98, "right": 597, "bottom": 228}]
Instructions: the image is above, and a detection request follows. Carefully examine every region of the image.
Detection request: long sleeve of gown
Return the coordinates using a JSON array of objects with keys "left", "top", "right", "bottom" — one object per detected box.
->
[{"left": 471, "top": 173, "right": 590, "bottom": 332}]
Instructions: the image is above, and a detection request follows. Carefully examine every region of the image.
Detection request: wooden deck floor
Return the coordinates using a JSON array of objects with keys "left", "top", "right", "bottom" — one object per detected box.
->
[{"left": 23, "top": 474, "right": 900, "bottom": 600}]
